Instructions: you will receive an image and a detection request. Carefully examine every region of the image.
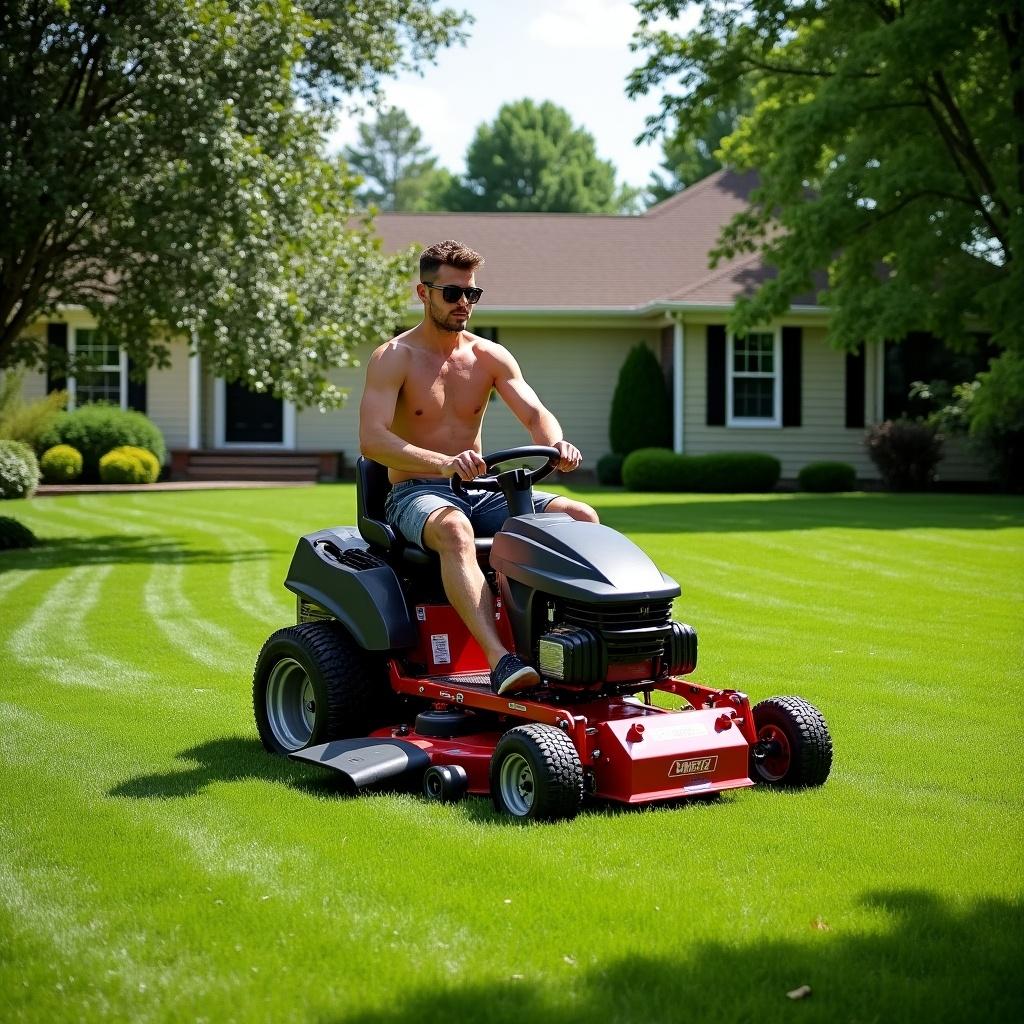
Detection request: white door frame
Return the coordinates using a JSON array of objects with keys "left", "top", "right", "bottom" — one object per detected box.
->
[{"left": 213, "top": 377, "right": 296, "bottom": 449}]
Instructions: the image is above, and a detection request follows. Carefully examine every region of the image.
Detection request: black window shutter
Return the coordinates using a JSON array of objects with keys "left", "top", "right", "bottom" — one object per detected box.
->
[
  {"left": 127, "top": 357, "right": 147, "bottom": 413},
  {"left": 706, "top": 325, "right": 726, "bottom": 426},
  {"left": 845, "top": 346, "right": 866, "bottom": 428},
  {"left": 781, "top": 326, "right": 802, "bottom": 427},
  {"left": 46, "top": 323, "right": 68, "bottom": 392}
]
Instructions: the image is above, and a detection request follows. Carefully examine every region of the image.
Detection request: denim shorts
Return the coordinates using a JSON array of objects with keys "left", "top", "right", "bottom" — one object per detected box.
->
[{"left": 384, "top": 477, "right": 557, "bottom": 549}]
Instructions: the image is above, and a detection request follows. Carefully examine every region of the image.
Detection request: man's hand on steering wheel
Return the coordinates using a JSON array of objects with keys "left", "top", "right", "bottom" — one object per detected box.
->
[
  {"left": 553, "top": 439, "right": 582, "bottom": 473},
  {"left": 443, "top": 449, "right": 488, "bottom": 482}
]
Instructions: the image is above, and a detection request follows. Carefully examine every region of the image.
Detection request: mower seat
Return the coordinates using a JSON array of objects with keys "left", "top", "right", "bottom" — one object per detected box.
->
[{"left": 355, "top": 457, "right": 492, "bottom": 566}]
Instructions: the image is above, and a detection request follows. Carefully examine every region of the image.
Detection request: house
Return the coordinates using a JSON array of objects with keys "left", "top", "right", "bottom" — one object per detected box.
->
[{"left": 15, "top": 169, "right": 988, "bottom": 482}]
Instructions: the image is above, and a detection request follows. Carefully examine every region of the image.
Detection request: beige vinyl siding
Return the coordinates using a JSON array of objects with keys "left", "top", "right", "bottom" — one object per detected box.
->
[
  {"left": 474, "top": 326, "right": 656, "bottom": 463},
  {"left": 146, "top": 334, "right": 191, "bottom": 449},
  {"left": 17, "top": 324, "right": 48, "bottom": 401},
  {"left": 294, "top": 328, "right": 657, "bottom": 467},
  {"left": 684, "top": 323, "right": 879, "bottom": 480}
]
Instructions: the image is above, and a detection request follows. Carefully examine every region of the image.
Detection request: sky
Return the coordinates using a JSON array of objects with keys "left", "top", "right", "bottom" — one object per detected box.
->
[{"left": 328, "top": 0, "right": 700, "bottom": 192}]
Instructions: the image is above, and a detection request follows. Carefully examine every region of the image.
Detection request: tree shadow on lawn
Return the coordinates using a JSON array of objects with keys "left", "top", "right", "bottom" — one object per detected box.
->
[
  {"left": 0, "top": 534, "right": 270, "bottom": 572},
  {"left": 332, "top": 889, "right": 1023, "bottom": 1024},
  {"left": 589, "top": 493, "right": 1024, "bottom": 534}
]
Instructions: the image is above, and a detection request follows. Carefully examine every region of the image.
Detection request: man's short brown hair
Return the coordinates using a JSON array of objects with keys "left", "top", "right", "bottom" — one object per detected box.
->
[{"left": 419, "top": 239, "right": 484, "bottom": 280}]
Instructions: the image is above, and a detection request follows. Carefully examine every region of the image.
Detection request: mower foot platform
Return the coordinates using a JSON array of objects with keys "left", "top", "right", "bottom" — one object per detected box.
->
[{"left": 289, "top": 738, "right": 430, "bottom": 792}]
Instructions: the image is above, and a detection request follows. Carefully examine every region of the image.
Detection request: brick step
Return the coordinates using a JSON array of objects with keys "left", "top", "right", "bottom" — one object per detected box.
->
[
  {"left": 170, "top": 449, "right": 343, "bottom": 482},
  {"left": 184, "top": 464, "right": 317, "bottom": 480}
]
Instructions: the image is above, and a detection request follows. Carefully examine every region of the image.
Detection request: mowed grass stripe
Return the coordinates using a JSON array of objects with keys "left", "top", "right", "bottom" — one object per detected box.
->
[{"left": 0, "top": 488, "right": 1021, "bottom": 1024}]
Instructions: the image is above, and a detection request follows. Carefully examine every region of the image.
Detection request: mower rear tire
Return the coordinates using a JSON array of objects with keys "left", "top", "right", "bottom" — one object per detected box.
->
[
  {"left": 253, "top": 621, "right": 388, "bottom": 755},
  {"left": 423, "top": 764, "right": 469, "bottom": 803},
  {"left": 749, "top": 696, "right": 832, "bottom": 788},
  {"left": 490, "top": 724, "right": 583, "bottom": 822}
]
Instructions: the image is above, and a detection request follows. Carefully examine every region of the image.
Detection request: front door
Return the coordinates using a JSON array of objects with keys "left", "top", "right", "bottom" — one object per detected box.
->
[{"left": 224, "top": 381, "right": 283, "bottom": 444}]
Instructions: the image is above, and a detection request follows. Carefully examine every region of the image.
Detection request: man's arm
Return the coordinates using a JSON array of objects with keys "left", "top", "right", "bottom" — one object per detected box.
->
[
  {"left": 358, "top": 343, "right": 486, "bottom": 479},
  {"left": 491, "top": 346, "right": 582, "bottom": 472}
]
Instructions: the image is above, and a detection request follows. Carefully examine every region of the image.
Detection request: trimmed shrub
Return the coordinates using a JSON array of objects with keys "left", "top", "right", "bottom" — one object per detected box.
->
[
  {"left": 622, "top": 448, "right": 782, "bottom": 493},
  {"left": 609, "top": 343, "right": 672, "bottom": 456},
  {"left": 39, "top": 403, "right": 166, "bottom": 480},
  {"left": 798, "top": 461, "right": 858, "bottom": 493},
  {"left": 0, "top": 388, "right": 68, "bottom": 453},
  {"left": 0, "top": 440, "right": 40, "bottom": 500},
  {"left": 622, "top": 447, "right": 686, "bottom": 492},
  {"left": 40, "top": 444, "right": 84, "bottom": 483},
  {"left": 596, "top": 452, "right": 624, "bottom": 486},
  {"left": 0, "top": 515, "right": 38, "bottom": 549},
  {"left": 692, "top": 452, "right": 781, "bottom": 492},
  {"left": 866, "top": 418, "right": 943, "bottom": 490},
  {"left": 99, "top": 446, "right": 160, "bottom": 484}
]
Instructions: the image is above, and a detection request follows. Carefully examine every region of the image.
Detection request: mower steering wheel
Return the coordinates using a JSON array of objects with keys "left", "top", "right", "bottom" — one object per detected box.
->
[{"left": 450, "top": 445, "right": 560, "bottom": 495}]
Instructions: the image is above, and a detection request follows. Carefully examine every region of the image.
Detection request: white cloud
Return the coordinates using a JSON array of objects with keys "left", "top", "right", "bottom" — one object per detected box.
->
[{"left": 528, "top": 0, "right": 640, "bottom": 50}]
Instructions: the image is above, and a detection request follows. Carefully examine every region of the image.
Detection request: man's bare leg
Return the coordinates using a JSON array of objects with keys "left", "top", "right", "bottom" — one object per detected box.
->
[
  {"left": 421, "top": 506, "right": 507, "bottom": 669},
  {"left": 544, "top": 497, "right": 600, "bottom": 524}
]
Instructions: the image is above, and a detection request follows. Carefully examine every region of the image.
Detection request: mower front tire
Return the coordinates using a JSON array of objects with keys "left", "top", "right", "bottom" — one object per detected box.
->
[
  {"left": 253, "top": 621, "right": 388, "bottom": 755},
  {"left": 749, "top": 696, "right": 833, "bottom": 788},
  {"left": 490, "top": 724, "right": 583, "bottom": 822}
]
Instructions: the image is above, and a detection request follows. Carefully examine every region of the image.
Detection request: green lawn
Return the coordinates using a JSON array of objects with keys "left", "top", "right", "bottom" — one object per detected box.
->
[{"left": 1, "top": 485, "right": 1022, "bottom": 1024}]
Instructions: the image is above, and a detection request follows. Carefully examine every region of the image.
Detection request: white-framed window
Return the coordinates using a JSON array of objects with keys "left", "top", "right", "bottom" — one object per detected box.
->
[
  {"left": 727, "top": 328, "right": 782, "bottom": 427},
  {"left": 68, "top": 327, "right": 128, "bottom": 410}
]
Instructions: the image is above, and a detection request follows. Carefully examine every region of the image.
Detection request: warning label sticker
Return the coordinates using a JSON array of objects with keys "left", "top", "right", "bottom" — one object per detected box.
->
[
  {"left": 416, "top": 606, "right": 426, "bottom": 621},
  {"left": 430, "top": 634, "right": 451, "bottom": 665}
]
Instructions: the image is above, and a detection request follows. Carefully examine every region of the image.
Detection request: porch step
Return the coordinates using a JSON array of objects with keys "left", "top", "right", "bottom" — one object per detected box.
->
[{"left": 170, "top": 449, "right": 343, "bottom": 482}]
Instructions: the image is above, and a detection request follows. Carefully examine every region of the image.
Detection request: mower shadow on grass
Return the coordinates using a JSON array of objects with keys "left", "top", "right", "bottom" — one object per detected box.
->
[
  {"left": 335, "top": 889, "right": 1023, "bottom": 1024},
  {"left": 0, "top": 534, "right": 271, "bottom": 572},
  {"left": 593, "top": 494, "right": 1024, "bottom": 535}
]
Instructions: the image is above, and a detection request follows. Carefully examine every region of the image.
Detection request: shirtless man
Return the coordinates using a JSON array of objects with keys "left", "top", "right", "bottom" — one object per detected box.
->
[{"left": 359, "top": 239, "right": 599, "bottom": 695}]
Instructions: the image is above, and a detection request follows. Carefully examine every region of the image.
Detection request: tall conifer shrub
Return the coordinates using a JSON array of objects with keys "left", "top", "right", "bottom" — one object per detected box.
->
[{"left": 609, "top": 343, "right": 672, "bottom": 454}]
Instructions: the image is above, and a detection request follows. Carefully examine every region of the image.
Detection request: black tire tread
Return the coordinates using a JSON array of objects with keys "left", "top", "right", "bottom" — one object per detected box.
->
[
  {"left": 491, "top": 723, "right": 584, "bottom": 821},
  {"left": 253, "top": 621, "right": 388, "bottom": 753},
  {"left": 751, "top": 695, "right": 833, "bottom": 788}
]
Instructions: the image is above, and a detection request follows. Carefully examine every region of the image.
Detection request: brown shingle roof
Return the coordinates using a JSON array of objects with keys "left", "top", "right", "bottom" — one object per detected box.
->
[{"left": 373, "top": 169, "right": 822, "bottom": 311}]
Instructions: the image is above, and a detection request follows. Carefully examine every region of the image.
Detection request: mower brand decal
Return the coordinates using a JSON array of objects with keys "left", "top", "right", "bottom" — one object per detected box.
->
[
  {"left": 668, "top": 756, "right": 718, "bottom": 777},
  {"left": 416, "top": 606, "right": 426, "bottom": 621},
  {"left": 507, "top": 702, "right": 528, "bottom": 712},
  {"left": 430, "top": 634, "right": 451, "bottom": 665}
]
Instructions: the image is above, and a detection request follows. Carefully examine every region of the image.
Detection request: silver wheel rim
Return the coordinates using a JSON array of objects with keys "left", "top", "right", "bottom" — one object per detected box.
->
[
  {"left": 499, "top": 753, "right": 535, "bottom": 816},
  {"left": 266, "top": 657, "right": 316, "bottom": 751}
]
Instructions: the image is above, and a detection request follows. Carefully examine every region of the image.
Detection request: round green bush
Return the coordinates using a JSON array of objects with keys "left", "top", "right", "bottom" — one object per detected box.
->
[
  {"left": 621, "top": 447, "right": 686, "bottom": 492},
  {"left": 798, "top": 461, "right": 857, "bottom": 493},
  {"left": 0, "top": 440, "right": 40, "bottom": 500},
  {"left": 39, "top": 444, "right": 84, "bottom": 483},
  {"left": 622, "top": 448, "right": 782, "bottom": 493},
  {"left": 596, "top": 452, "right": 624, "bottom": 486},
  {"left": 0, "top": 515, "right": 38, "bottom": 549},
  {"left": 39, "top": 403, "right": 166, "bottom": 481},
  {"left": 99, "top": 446, "right": 160, "bottom": 484},
  {"left": 692, "top": 452, "right": 782, "bottom": 492}
]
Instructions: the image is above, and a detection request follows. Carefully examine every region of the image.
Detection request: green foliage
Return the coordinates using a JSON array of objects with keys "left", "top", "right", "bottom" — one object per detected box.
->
[
  {"left": 0, "top": 439, "right": 40, "bottom": 499},
  {"left": 964, "top": 351, "right": 1024, "bottom": 491},
  {"left": 99, "top": 446, "right": 159, "bottom": 485},
  {"left": 0, "top": 515, "right": 37, "bottom": 549},
  {"left": 343, "top": 106, "right": 454, "bottom": 211},
  {"left": 647, "top": 92, "right": 753, "bottom": 204},
  {"left": 866, "top": 419, "right": 944, "bottom": 490},
  {"left": 623, "top": 447, "right": 781, "bottom": 492},
  {"left": 609, "top": 344, "right": 672, "bottom": 455},
  {"left": 596, "top": 452, "right": 625, "bottom": 486},
  {"left": 798, "top": 461, "right": 858, "bottom": 493},
  {"left": 0, "top": 1, "right": 467, "bottom": 407},
  {"left": 40, "top": 405, "right": 166, "bottom": 481},
  {"left": 630, "top": 1, "right": 1024, "bottom": 353},
  {"left": 0, "top": 370, "right": 67, "bottom": 450},
  {"left": 448, "top": 100, "right": 625, "bottom": 213},
  {"left": 39, "top": 444, "right": 83, "bottom": 484}
]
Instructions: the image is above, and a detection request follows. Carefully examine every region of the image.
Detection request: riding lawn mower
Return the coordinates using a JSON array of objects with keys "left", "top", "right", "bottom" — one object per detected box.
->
[{"left": 253, "top": 446, "right": 832, "bottom": 821}]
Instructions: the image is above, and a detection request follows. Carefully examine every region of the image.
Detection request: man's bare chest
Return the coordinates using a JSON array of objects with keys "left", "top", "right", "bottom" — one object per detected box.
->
[{"left": 399, "top": 356, "right": 494, "bottom": 419}]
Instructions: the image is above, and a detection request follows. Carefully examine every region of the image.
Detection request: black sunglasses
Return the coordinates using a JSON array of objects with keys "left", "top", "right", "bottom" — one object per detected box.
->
[{"left": 423, "top": 282, "right": 483, "bottom": 304}]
